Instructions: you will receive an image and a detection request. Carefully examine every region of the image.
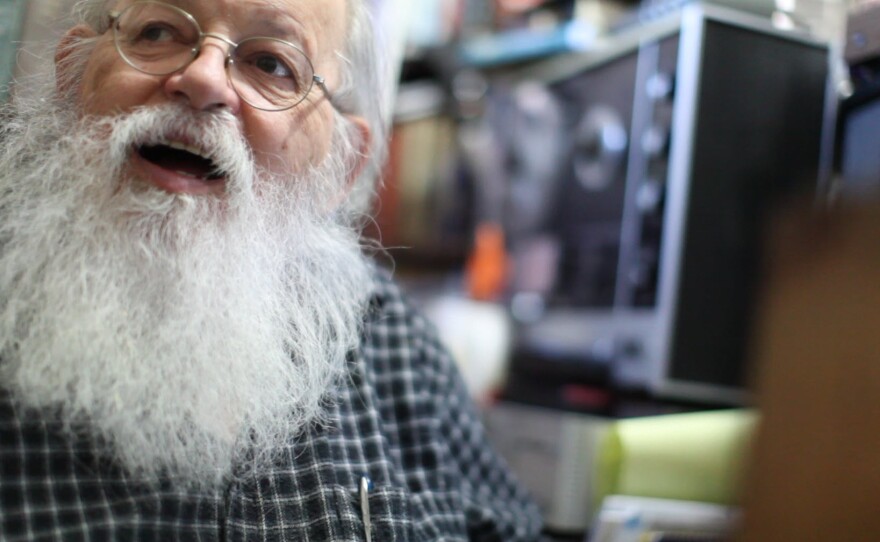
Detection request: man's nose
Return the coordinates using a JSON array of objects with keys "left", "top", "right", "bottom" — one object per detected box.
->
[{"left": 163, "top": 39, "right": 241, "bottom": 113}]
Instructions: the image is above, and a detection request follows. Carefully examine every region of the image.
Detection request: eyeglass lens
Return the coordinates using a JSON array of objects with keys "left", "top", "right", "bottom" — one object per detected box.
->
[{"left": 113, "top": 1, "right": 316, "bottom": 111}]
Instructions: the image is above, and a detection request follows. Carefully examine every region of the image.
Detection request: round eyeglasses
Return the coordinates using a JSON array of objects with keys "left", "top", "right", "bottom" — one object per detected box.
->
[{"left": 109, "top": 1, "right": 334, "bottom": 112}]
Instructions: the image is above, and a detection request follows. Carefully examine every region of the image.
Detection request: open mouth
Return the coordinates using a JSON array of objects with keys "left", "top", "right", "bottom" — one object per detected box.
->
[{"left": 136, "top": 141, "right": 226, "bottom": 182}]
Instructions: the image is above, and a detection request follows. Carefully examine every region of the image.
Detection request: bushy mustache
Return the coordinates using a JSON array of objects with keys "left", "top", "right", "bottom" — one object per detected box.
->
[{"left": 104, "top": 103, "right": 256, "bottom": 193}]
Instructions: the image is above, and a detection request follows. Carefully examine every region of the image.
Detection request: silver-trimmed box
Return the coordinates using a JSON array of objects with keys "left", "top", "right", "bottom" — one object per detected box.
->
[{"left": 506, "top": 3, "right": 834, "bottom": 405}]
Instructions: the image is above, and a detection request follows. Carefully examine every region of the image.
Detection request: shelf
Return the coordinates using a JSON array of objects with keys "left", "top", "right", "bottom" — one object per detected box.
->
[{"left": 459, "top": 20, "right": 598, "bottom": 68}]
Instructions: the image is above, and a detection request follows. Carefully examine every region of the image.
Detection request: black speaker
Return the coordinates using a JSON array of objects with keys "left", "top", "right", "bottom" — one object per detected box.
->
[{"left": 507, "top": 3, "right": 832, "bottom": 404}]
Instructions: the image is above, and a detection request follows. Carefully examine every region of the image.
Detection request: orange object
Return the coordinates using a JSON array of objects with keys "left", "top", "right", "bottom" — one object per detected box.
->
[{"left": 465, "top": 222, "right": 509, "bottom": 301}]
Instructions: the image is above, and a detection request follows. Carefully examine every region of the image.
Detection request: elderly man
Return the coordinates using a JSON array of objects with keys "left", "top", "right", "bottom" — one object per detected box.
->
[{"left": 0, "top": 0, "right": 543, "bottom": 539}]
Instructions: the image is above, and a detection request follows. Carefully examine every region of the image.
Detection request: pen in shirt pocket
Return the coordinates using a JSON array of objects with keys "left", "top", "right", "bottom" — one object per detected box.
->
[{"left": 360, "top": 475, "right": 373, "bottom": 542}]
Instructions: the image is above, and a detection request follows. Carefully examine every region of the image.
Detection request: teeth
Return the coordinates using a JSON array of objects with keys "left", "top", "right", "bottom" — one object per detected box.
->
[{"left": 160, "top": 138, "right": 211, "bottom": 160}]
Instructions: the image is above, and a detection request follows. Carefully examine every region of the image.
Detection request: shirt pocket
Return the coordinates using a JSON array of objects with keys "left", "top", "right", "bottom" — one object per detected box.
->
[{"left": 333, "top": 484, "right": 415, "bottom": 541}]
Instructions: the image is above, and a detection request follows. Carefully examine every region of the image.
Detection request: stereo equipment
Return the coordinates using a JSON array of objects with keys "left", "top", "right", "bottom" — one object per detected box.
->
[
  {"left": 483, "top": 401, "right": 608, "bottom": 533},
  {"left": 505, "top": 2, "right": 833, "bottom": 404},
  {"left": 838, "top": 2, "right": 880, "bottom": 197}
]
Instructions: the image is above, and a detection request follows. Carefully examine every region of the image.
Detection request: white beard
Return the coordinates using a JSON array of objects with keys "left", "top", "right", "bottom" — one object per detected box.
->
[{"left": 0, "top": 98, "right": 373, "bottom": 489}]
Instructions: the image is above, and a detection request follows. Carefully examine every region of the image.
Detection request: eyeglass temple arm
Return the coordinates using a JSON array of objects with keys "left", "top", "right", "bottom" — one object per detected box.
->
[{"left": 313, "top": 75, "right": 343, "bottom": 112}]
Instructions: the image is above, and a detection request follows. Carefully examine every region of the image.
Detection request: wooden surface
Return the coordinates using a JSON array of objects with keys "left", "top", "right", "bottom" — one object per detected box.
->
[{"left": 738, "top": 201, "right": 880, "bottom": 541}]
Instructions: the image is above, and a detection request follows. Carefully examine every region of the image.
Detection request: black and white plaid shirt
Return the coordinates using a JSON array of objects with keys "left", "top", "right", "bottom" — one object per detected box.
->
[{"left": 0, "top": 269, "right": 544, "bottom": 541}]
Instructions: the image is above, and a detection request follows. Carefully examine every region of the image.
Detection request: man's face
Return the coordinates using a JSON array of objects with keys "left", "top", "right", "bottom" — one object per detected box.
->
[{"left": 74, "top": 0, "right": 350, "bottom": 196}]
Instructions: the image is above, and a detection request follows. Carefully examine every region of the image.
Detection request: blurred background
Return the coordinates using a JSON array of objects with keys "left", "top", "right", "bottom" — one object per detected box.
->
[{"left": 3, "top": 0, "right": 880, "bottom": 539}]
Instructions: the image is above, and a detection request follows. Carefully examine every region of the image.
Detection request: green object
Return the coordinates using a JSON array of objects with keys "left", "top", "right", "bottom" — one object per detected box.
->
[
  {"left": 0, "top": 0, "right": 27, "bottom": 103},
  {"left": 595, "top": 409, "right": 757, "bottom": 508}
]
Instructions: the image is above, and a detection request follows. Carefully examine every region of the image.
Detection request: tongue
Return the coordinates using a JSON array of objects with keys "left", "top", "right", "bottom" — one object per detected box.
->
[{"left": 140, "top": 145, "right": 218, "bottom": 179}]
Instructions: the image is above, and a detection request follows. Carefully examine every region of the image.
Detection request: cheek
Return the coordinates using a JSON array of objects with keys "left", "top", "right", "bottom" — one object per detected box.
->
[
  {"left": 247, "top": 109, "right": 335, "bottom": 175},
  {"left": 78, "top": 59, "right": 159, "bottom": 116}
]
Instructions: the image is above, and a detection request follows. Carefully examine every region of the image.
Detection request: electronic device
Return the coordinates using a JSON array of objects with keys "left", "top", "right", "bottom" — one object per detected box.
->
[
  {"left": 503, "top": 2, "right": 833, "bottom": 405},
  {"left": 838, "top": 93, "right": 880, "bottom": 198},
  {"left": 837, "top": 1, "right": 880, "bottom": 197},
  {"left": 483, "top": 401, "right": 609, "bottom": 534}
]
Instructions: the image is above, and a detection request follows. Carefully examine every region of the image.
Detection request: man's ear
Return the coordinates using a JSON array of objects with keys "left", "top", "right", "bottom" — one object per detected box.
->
[
  {"left": 344, "top": 113, "right": 372, "bottom": 187},
  {"left": 54, "top": 25, "right": 97, "bottom": 96},
  {"left": 325, "top": 113, "right": 373, "bottom": 213}
]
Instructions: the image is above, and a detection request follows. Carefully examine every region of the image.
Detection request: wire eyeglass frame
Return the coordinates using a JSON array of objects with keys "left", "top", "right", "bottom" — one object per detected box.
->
[{"left": 108, "top": 0, "right": 336, "bottom": 112}]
